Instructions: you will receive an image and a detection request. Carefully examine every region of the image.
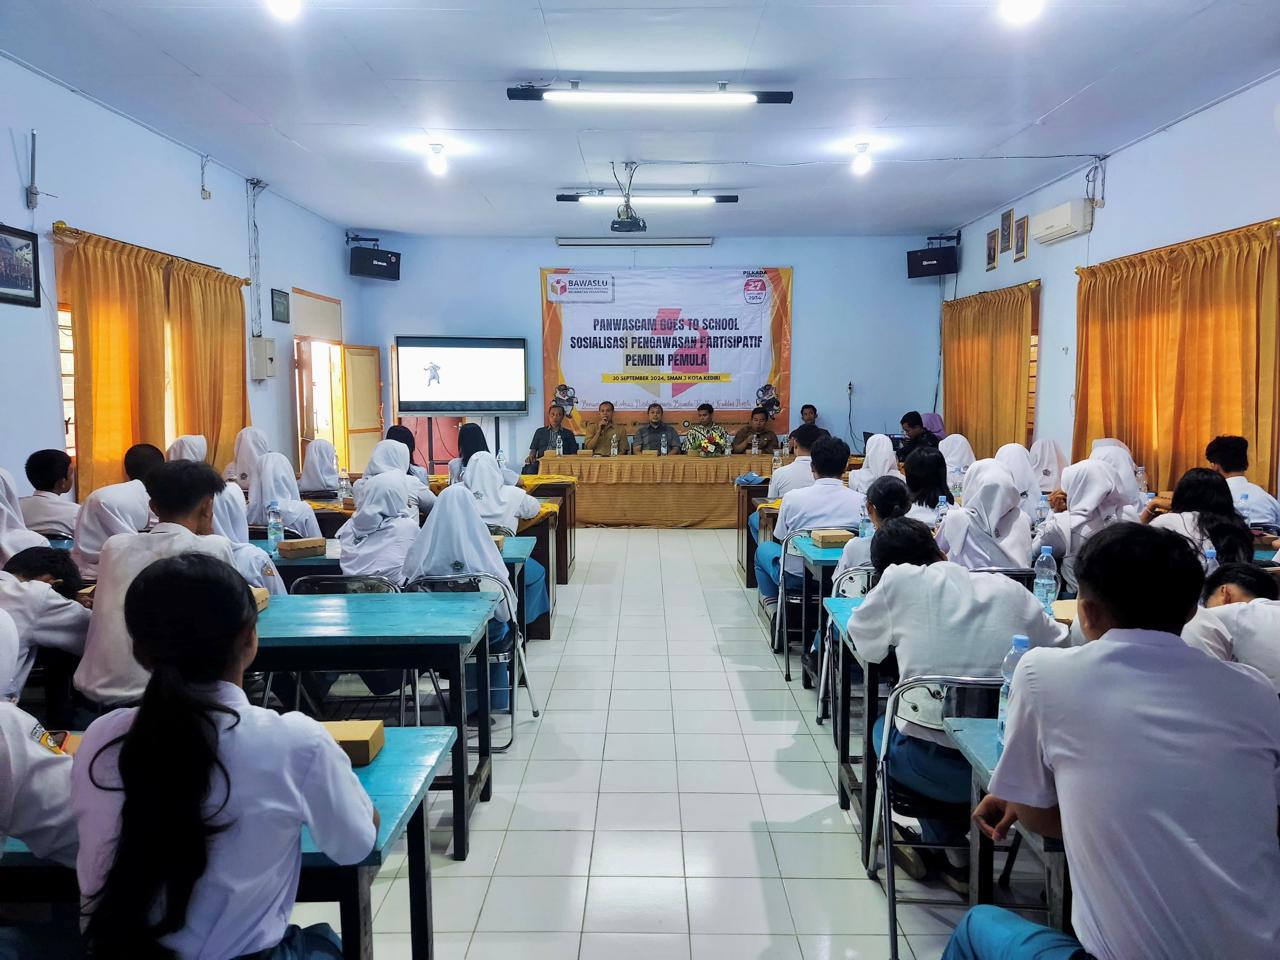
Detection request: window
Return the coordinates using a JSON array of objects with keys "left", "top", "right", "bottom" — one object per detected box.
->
[{"left": 57, "top": 306, "right": 75, "bottom": 457}]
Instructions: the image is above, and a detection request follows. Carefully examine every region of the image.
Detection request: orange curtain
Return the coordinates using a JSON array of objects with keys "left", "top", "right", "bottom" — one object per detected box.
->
[
  {"left": 1073, "top": 219, "right": 1280, "bottom": 491},
  {"left": 61, "top": 235, "right": 169, "bottom": 494},
  {"left": 942, "top": 283, "right": 1037, "bottom": 458},
  {"left": 169, "top": 263, "right": 250, "bottom": 473}
]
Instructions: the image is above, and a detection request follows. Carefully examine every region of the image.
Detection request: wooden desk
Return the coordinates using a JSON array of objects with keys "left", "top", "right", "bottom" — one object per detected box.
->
[
  {"left": 522, "top": 478, "right": 576, "bottom": 581},
  {"left": 792, "top": 535, "right": 848, "bottom": 688},
  {"left": 254, "top": 593, "right": 496, "bottom": 861},
  {"left": 824, "top": 595, "right": 878, "bottom": 867},
  {"left": 736, "top": 481, "right": 769, "bottom": 587},
  {"left": 0, "top": 727, "right": 456, "bottom": 960}
]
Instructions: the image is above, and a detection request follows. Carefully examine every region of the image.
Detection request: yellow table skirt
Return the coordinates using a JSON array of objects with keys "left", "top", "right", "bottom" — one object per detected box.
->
[
  {"left": 427, "top": 473, "right": 579, "bottom": 496},
  {"left": 518, "top": 501, "right": 560, "bottom": 532}
]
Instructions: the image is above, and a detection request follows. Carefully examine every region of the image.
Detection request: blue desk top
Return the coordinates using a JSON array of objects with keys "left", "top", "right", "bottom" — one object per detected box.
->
[
  {"left": 251, "top": 536, "right": 536, "bottom": 565},
  {"left": 1255, "top": 548, "right": 1277, "bottom": 563},
  {"left": 251, "top": 540, "right": 340, "bottom": 565},
  {"left": 942, "top": 717, "right": 1001, "bottom": 790},
  {"left": 47, "top": 537, "right": 73, "bottom": 551},
  {"left": 2, "top": 727, "right": 456, "bottom": 870},
  {"left": 821, "top": 596, "right": 865, "bottom": 635},
  {"left": 793, "top": 535, "right": 849, "bottom": 567},
  {"left": 257, "top": 593, "right": 495, "bottom": 646}
]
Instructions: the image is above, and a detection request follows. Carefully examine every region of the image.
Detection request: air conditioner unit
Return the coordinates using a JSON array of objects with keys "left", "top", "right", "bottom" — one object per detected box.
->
[{"left": 1030, "top": 199, "right": 1094, "bottom": 245}]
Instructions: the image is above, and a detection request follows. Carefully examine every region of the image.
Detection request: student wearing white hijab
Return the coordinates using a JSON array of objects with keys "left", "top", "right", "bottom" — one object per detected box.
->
[
  {"left": 1090, "top": 441, "right": 1144, "bottom": 510},
  {"left": 223, "top": 426, "right": 270, "bottom": 491},
  {"left": 935, "top": 459, "right": 1033, "bottom": 571},
  {"left": 848, "top": 434, "right": 901, "bottom": 494},
  {"left": 401, "top": 484, "right": 519, "bottom": 710},
  {"left": 357, "top": 440, "right": 435, "bottom": 515},
  {"left": 212, "top": 481, "right": 285, "bottom": 596},
  {"left": 246, "top": 453, "right": 322, "bottom": 540},
  {"left": 298, "top": 439, "right": 340, "bottom": 496},
  {"left": 166, "top": 435, "right": 208, "bottom": 462},
  {"left": 462, "top": 452, "right": 550, "bottom": 625},
  {"left": 1033, "top": 459, "right": 1138, "bottom": 593},
  {"left": 0, "top": 468, "right": 47, "bottom": 565},
  {"left": 1029, "top": 438, "right": 1067, "bottom": 493},
  {"left": 938, "top": 434, "right": 976, "bottom": 482},
  {"left": 337, "top": 473, "right": 420, "bottom": 581},
  {"left": 69, "top": 479, "right": 151, "bottom": 579},
  {"left": 994, "top": 443, "right": 1040, "bottom": 522}
]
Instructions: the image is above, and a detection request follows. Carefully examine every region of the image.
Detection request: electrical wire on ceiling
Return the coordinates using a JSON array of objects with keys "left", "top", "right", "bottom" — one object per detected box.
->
[
  {"left": 629, "top": 153, "right": 1106, "bottom": 170},
  {"left": 246, "top": 177, "right": 268, "bottom": 338}
]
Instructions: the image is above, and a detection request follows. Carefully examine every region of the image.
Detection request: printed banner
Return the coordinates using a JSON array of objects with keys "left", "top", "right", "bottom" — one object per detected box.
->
[{"left": 541, "top": 266, "right": 792, "bottom": 433}]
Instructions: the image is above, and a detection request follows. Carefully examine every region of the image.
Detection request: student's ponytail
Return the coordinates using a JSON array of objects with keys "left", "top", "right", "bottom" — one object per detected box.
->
[{"left": 84, "top": 554, "right": 257, "bottom": 959}]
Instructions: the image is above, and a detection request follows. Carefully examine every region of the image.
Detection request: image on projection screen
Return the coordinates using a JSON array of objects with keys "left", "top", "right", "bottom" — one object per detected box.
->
[{"left": 395, "top": 336, "right": 528, "bottom": 413}]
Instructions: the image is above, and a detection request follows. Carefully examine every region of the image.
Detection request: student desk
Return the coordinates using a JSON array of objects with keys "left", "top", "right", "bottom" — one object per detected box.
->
[
  {"left": 943, "top": 718, "right": 1073, "bottom": 933},
  {"left": 0, "top": 726, "right": 455, "bottom": 960},
  {"left": 791, "top": 535, "right": 861, "bottom": 691},
  {"left": 254, "top": 593, "right": 496, "bottom": 861},
  {"left": 1255, "top": 547, "right": 1278, "bottom": 563},
  {"left": 735, "top": 480, "right": 770, "bottom": 587},
  {"left": 823, "top": 595, "right": 878, "bottom": 867},
  {"left": 533, "top": 496, "right": 568, "bottom": 588}
]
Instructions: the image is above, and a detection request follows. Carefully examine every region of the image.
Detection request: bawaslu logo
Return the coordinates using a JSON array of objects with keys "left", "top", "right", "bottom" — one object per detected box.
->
[
  {"left": 547, "top": 273, "right": 615, "bottom": 302},
  {"left": 743, "top": 276, "right": 768, "bottom": 304}
]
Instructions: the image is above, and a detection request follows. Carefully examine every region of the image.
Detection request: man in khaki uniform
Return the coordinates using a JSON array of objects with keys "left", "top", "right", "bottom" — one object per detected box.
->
[{"left": 582, "top": 401, "right": 629, "bottom": 457}]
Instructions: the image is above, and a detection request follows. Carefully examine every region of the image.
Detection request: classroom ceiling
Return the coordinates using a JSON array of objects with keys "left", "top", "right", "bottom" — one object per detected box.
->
[{"left": 2, "top": 0, "right": 1279, "bottom": 238}]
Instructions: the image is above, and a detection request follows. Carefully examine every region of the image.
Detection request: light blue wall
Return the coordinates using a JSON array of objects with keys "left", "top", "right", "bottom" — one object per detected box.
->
[
  {"left": 349, "top": 236, "right": 945, "bottom": 457},
  {"left": 951, "top": 73, "right": 1280, "bottom": 454},
  {"left": 0, "top": 55, "right": 358, "bottom": 489}
]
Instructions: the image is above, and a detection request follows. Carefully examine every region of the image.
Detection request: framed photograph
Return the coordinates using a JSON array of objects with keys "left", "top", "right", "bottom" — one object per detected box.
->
[
  {"left": 999, "top": 208, "right": 1014, "bottom": 253},
  {"left": 271, "top": 288, "right": 290, "bottom": 324},
  {"left": 1013, "top": 215, "right": 1030, "bottom": 262},
  {"left": 0, "top": 224, "right": 40, "bottom": 309},
  {"left": 986, "top": 228, "right": 999, "bottom": 271}
]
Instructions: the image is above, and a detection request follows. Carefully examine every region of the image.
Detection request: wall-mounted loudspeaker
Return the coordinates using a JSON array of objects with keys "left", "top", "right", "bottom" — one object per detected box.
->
[
  {"left": 350, "top": 246, "right": 401, "bottom": 281},
  {"left": 906, "top": 246, "right": 958, "bottom": 278}
]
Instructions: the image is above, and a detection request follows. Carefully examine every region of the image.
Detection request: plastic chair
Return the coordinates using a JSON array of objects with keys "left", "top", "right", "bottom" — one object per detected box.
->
[{"left": 404, "top": 572, "right": 541, "bottom": 753}]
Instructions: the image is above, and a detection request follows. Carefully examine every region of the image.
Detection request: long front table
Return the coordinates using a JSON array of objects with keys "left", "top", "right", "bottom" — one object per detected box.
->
[{"left": 538, "top": 453, "right": 778, "bottom": 528}]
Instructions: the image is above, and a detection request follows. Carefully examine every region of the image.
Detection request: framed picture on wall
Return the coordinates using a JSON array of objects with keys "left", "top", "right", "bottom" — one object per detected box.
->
[
  {"left": 999, "top": 208, "right": 1014, "bottom": 253},
  {"left": 271, "top": 288, "right": 290, "bottom": 324},
  {"left": 1013, "top": 216, "right": 1030, "bottom": 262},
  {"left": 0, "top": 224, "right": 40, "bottom": 309},
  {"left": 986, "top": 229, "right": 999, "bottom": 271}
]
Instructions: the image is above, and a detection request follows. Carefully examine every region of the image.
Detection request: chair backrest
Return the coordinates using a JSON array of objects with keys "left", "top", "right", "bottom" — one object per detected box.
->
[
  {"left": 879, "top": 674, "right": 1003, "bottom": 758},
  {"left": 248, "top": 525, "right": 304, "bottom": 541},
  {"left": 833, "top": 564, "right": 877, "bottom": 599},
  {"left": 404, "top": 572, "right": 521, "bottom": 642},
  {"left": 971, "top": 566, "right": 1035, "bottom": 591},
  {"left": 289, "top": 574, "right": 399, "bottom": 595}
]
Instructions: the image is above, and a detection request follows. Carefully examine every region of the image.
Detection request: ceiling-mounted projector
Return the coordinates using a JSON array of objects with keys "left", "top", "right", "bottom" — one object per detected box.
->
[{"left": 610, "top": 199, "right": 646, "bottom": 233}]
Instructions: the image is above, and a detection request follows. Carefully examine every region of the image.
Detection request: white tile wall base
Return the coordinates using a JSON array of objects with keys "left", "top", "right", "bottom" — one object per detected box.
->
[{"left": 294, "top": 528, "right": 958, "bottom": 958}]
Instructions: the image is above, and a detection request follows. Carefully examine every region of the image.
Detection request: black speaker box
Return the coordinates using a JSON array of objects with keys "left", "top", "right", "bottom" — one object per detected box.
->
[
  {"left": 350, "top": 246, "right": 401, "bottom": 281},
  {"left": 906, "top": 246, "right": 957, "bottom": 278}
]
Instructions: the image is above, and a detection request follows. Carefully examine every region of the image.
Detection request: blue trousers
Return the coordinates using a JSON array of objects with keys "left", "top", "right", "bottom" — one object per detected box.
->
[
  {"left": 754, "top": 541, "right": 804, "bottom": 601},
  {"left": 872, "top": 716, "right": 972, "bottom": 848},
  {"left": 525, "top": 557, "right": 550, "bottom": 623},
  {"left": 943, "top": 906, "right": 1087, "bottom": 960},
  {"left": 466, "top": 620, "right": 513, "bottom": 712},
  {"left": 748, "top": 511, "right": 760, "bottom": 543}
]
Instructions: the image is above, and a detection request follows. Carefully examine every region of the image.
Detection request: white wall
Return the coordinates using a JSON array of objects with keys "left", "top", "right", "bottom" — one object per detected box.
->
[
  {"left": 0, "top": 55, "right": 358, "bottom": 488},
  {"left": 951, "top": 73, "right": 1280, "bottom": 453},
  {"left": 349, "top": 236, "right": 945, "bottom": 458}
]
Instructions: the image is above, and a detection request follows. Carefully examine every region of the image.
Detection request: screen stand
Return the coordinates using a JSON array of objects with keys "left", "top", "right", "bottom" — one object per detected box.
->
[
  {"left": 492, "top": 417, "right": 502, "bottom": 465},
  {"left": 425, "top": 417, "right": 438, "bottom": 474}
]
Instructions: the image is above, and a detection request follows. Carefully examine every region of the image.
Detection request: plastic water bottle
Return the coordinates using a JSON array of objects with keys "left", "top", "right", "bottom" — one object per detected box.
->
[
  {"left": 266, "top": 500, "right": 284, "bottom": 556},
  {"left": 1135, "top": 465, "right": 1149, "bottom": 496},
  {"left": 772, "top": 449, "right": 783, "bottom": 472},
  {"left": 497, "top": 448, "right": 507, "bottom": 470},
  {"left": 554, "top": 431, "right": 563, "bottom": 456},
  {"left": 610, "top": 433, "right": 619, "bottom": 457},
  {"left": 998, "top": 635, "right": 1030, "bottom": 745},
  {"left": 1035, "top": 494, "right": 1050, "bottom": 531},
  {"left": 1236, "top": 492, "right": 1250, "bottom": 519},
  {"left": 751, "top": 433, "right": 760, "bottom": 456},
  {"left": 935, "top": 496, "right": 950, "bottom": 527},
  {"left": 1033, "top": 546, "right": 1058, "bottom": 615},
  {"left": 858, "top": 504, "right": 873, "bottom": 539},
  {"left": 1204, "top": 547, "right": 1218, "bottom": 575},
  {"left": 337, "top": 469, "right": 352, "bottom": 501},
  {"left": 659, "top": 433, "right": 668, "bottom": 456},
  {"left": 949, "top": 473, "right": 963, "bottom": 502}
]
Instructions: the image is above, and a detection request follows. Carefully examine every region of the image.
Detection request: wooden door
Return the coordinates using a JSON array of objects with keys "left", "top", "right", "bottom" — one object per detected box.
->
[{"left": 343, "top": 345, "right": 383, "bottom": 473}]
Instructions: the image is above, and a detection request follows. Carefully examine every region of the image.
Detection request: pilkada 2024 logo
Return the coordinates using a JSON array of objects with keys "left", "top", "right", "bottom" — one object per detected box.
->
[{"left": 743, "top": 276, "right": 768, "bottom": 304}]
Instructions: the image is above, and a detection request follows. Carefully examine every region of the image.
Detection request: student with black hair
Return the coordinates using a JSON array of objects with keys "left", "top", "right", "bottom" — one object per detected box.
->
[
  {"left": 386, "top": 424, "right": 431, "bottom": 484},
  {"left": 72, "top": 553, "right": 376, "bottom": 959},
  {"left": 20, "top": 448, "right": 79, "bottom": 537},
  {"left": 123, "top": 443, "right": 165, "bottom": 483},
  {"left": 1144, "top": 467, "right": 1253, "bottom": 565},
  {"left": 1182, "top": 562, "right": 1280, "bottom": 693},
  {"left": 848, "top": 517, "right": 1064, "bottom": 893},
  {"left": 835, "top": 474, "right": 911, "bottom": 575},
  {"left": 1205, "top": 434, "right": 1280, "bottom": 527},
  {"left": 448, "top": 423, "right": 520, "bottom": 485},
  {"left": 903, "top": 447, "right": 953, "bottom": 525},
  {"left": 950, "top": 523, "right": 1280, "bottom": 960},
  {"left": 75, "top": 460, "right": 235, "bottom": 709},
  {"left": 897, "top": 410, "right": 938, "bottom": 461},
  {"left": 768, "top": 423, "right": 822, "bottom": 499},
  {"left": 0, "top": 547, "right": 90, "bottom": 702}
]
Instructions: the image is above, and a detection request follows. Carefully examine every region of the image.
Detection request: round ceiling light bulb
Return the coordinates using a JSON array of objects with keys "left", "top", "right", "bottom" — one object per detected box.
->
[
  {"left": 999, "top": 0, "right": 1045, "bottom": 25},
  {"left": 265, "top": 0, "right": 302, "bottom": 22},
  {"left": 426, "top": 144, "right": 448, "bottom": 176},
  {"left": 851, "top": 143, "right": 873, "bottom": 176}
]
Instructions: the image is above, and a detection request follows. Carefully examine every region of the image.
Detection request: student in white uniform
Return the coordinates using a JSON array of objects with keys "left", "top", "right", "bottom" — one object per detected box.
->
[
  {"left": 936, "top": 459, "right": 1031, "bottom": 571},
  {"left": 756, "top": 437, "right": 865, "bottom": 605},
  {"left": 903, "top": 447, "right": 953, "bottom": 525},
  {"left": 1143, "top": 467, "right": 1253, "bottom": 565},
  {"left": 994, "top": 443, "right": 1040, "bottom": 522},
  {"left": 19, "top": 449, "right": 79, "bottom": 537},
  {"left": 937, "top": 433, "right": 975, "bottom": 489},
  {"left": 0, "top": 547, "right": 90, "bottom": 702},
  {"left": 1204, "top": 434, "right": 1280, "bottom": 528},
  {"left": 847, "top": 433, "right": 900, "bottom": 494},
  {"left": 247, "top": 453, "right": 322, "bottom": 540},
  {"left": 0, "top": 696, "right": 77, "bottom": 865},
  {"left": 297, "top": 438, "right": 340, "bottom": 497},
  {"left": 358, "top": 440, "right": 435, "bottom": 515},
  {"left": 848, "top": 518, "right": 1066, "bottom": 893},
  {"left": 337, "top": 472, "right": 420, "bottom": 581},
  {"left": 0, "top": 467, "right": 48, "bottom": 564},
  {"left": 1089, "top": 441, "right": 1144, "bottom": 510},
  {"left": 835, "top": 474, "right": 910, "bottom": 576},
  {"left": 224, "top": 426, "right": 270, "bottom": 492},
  {"left": 951, "top": 522, "right": 1280, "bottom": 960},
  {"left": 1033, "top": 459, "right": 1136, "bottom": 595},
  {"left": 463, "top": 452, "right": 550, "bottom": 624},
  {"left": 213, "top": 481, "right": 285, "bottom": 596},
  {"left": 1029, "top": 438, "right": 1067, "bottom": 493},
  {"left": 166, "top": 434, "right": 208, "bottom": 462},
  {"left": 1182, "top": 562, "right": 1280, "bottom": 693},
  {"left": 750, "top": 423, "right": 822, "bottom": 545},
  {"left": 70, "top": 477, "right": 153, "bottom": 581},
  {"left": 73, "top": 553, "right": 376, "bottom": 959},
  {"left": 75, "top": 461, "right": 235, "bottom": 708},
  {"left": 447, "top": 423, "right": 520, "bottom": 486}
]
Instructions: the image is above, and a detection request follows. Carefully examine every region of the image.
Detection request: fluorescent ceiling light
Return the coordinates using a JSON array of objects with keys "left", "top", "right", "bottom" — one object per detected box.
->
[
  {"left": 999, "top": 0, "right": 1045, "bottom": 24},
  {"left": 264, "top": 0, "right": 302, "bottom": 21},
  {"left": 851, "top": 143, "right": 873, "bottom": 176},
  {"left": 557, "top": 193, "right": 736, "bottom": 206},
  {"left": 556, "top": 236, "right": 714, "bottom": 247},
  {"left": 509, "top": 86, "right": 792, "bottom": 106},
  {"left": 425, "top": 143, "right": 447, "bottom": 176}
]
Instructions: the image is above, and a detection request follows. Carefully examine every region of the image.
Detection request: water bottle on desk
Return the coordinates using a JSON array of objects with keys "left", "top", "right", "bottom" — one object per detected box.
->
[
  {"left": 337, "top": 469, "right": 352, "bottom": 502},
  {"left": 751, "top": 434, "right": 760, "bottom": 456},
  {"left": 497, "top": 448, "right": 507, "bottom": 470},
  {"left": 554, "top": 431, "right": 564, "bottom": 456},
  {"left": 771, "top": 449, "right": 783, "bottom": 472},
  {"left": 935, "top": 496, "right": 950, "bottom": 527},
  {"left": 1035, "top": 493, "right": 1050, "bottom": 532},
  {"left": 998, "top": 634, "right": 1030, "bottom": 746},
  {"left": 858, "top": 504, "right": 873, "bottom": 539},
  {"left": 266, "top": 501, "right": 284, "bottom": 557},
  {"left": 1136, "top": 465, "right": 1149, "bottom": 496},
  {"left": 1204, "top": 547, "right": 1218, "bottom": 575},
  {"left": 659, "top": 433, "right": 668, "bottom": 456},
  {"left": 1033, "top": 546, "right": 1058, "bottom": 615},
  {"left": 610, "top": 434, "right": 619, "bottom": 457}
]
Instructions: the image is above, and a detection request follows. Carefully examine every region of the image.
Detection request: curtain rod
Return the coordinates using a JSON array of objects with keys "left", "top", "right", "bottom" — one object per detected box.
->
[
  {"left": 1075, "top": 216, "right": 1280, "bottom": 275},
  {"left": 944, "top": 279, "right": 1040, "bottom": 305},
  {"left": 50, "top": 220, "right": 252, "bottom": 286}
]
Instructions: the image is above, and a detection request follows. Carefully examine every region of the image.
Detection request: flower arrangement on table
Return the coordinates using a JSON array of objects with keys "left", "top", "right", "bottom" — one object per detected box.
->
[{"left": 686, "top": 425, "right": 731, "bottom": 457}]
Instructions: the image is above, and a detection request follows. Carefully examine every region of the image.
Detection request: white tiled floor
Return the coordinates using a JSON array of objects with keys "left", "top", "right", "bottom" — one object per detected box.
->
[{"left": 294, "top": 528, "right": 966, "bottom": 959}]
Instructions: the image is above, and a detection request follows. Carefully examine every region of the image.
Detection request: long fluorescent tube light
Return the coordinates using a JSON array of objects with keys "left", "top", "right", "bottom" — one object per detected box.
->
[
  {"left": 509, "top": 87, "right": 792, "bottom": 106},
  {"left": 556, "top": 193, "right": 737, "bottom": 206},
  {"left": 556, "top": 236, "right": 715, "bottom": 247}
]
